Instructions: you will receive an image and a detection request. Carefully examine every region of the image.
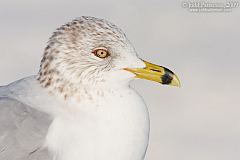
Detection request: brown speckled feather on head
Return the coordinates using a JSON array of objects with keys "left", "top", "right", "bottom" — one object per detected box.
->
[{"left": 37, "top": 16, "right": 136, "bottom": 100}]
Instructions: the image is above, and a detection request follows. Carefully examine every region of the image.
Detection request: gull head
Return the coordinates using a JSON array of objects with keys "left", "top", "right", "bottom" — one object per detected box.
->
[{"left": 37, "top": 16, "right": 180, "bottom": 99}]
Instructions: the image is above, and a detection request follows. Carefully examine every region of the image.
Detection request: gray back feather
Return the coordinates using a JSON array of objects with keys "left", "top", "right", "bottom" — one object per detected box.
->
[{"left": 0, "top": 97, "right": 53, "bottom": 160}]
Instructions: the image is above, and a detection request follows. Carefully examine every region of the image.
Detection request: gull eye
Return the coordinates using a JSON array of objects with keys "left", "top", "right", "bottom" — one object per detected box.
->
[{"left": 93, "top": 48, "right": 109, "bottom": 58}]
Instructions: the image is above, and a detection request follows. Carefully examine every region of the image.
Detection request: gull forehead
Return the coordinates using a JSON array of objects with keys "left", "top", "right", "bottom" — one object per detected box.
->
[{"left": 39, "top": 16, "right": 140, "bottom": 71}]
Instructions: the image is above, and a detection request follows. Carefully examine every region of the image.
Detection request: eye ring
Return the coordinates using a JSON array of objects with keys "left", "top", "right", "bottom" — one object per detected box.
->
[{"left": 92, "top": 48, "right": 110, "bottom": 59}]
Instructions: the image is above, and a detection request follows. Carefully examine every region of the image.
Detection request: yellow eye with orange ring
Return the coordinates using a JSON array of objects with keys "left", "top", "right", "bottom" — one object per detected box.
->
[{"left": 93, "top": 48, "right": 110, "bottom": 58}]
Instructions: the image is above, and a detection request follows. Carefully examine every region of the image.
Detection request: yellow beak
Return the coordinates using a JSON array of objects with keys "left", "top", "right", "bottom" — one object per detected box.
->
[{"left": 124, "top": 60, "right": 181, "bottom": 87}]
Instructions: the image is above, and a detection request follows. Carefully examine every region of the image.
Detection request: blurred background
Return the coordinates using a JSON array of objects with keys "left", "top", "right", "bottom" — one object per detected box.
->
[{"left": 0, "top": 0, "right": 240, "bottom": 160}]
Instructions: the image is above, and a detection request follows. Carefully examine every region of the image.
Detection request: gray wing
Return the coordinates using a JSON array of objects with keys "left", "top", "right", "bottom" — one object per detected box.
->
[{"left": 0, "top": 97, "right": 53, "bottom": 160}]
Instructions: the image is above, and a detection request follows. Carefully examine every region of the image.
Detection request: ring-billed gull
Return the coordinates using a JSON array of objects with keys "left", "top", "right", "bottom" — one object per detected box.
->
[{"left": 0, "top": 16, "right": 180, "bottom": 160}]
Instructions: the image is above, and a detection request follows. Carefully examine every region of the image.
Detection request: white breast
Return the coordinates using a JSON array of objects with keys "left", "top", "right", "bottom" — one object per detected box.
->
[{"left": 46, "top": 88, "right": 150, "bottom": 160}]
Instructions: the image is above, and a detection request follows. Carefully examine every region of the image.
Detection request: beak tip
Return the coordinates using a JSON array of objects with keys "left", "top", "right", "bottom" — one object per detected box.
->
[{"left": 171, "top": 74, "right": 181, "bottom": 88}]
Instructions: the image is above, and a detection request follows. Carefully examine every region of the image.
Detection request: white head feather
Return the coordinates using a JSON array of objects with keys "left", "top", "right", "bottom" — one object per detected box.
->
[{"left": 37, "top": 16, "right": 145, "bottom": 100}]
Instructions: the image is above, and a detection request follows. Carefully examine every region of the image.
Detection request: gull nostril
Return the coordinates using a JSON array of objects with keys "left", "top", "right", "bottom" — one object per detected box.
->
[{"left": 150, "top": 69, "right": 161, "bottom": 73}]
